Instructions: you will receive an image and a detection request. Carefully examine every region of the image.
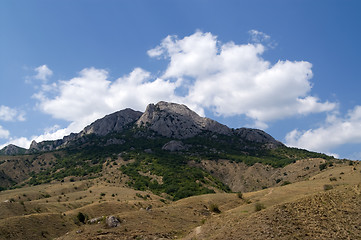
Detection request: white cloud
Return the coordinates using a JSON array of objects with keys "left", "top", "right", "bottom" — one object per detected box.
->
[
  {"left": 25, "top": 30, "right": 336, "bottom": 147},
  {"left": 248, "top": 29, "right": 276, "bottom": 48},
  {"left": 0, "top": 122, "right": 88, "bottom": 149},
  {"left": 249, "top": 29, "right": 270, "bottom": 43},
  {"left": 33, "top": 67, "right": 179, "bottom": 137},
  {"left": 149, "top": 31, "right": 336, "bottom": 128},
  {"left": 0, "top": 125, "right": 10, "bottom": 139},
  {"left": 0, "top": 137, "right": 31, "bottom": 149},
  {"left": 0, "top": 105, "right": 25, "bottom": 122},
  {"left": 34, "top": 65, "right": 53, "bottom": 82},
  {"left": 286, "top": 106, "right": 361, "bottom": 153}
]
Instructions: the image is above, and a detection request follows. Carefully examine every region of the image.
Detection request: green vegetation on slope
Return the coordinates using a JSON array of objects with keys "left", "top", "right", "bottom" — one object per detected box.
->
[
  {"left": 120, "top": 151, "right": 231, "bottom": 200},
  {"left": 18, "top": 128, "right": 334, "bottom": 200}
]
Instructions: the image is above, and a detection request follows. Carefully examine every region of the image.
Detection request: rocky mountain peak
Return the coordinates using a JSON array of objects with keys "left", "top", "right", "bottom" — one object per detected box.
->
[
  {"left": 136, "top": 101, "right": 231, "bottom": 139},
  {"left": 0, "top": 144, "right": 26, "bottom": 155},
  {"left": 81, "top": 108, "right": 143, "bottom": 136}
]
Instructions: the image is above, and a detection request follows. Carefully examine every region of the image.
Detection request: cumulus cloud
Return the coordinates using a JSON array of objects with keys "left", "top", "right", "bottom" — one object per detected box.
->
[
  {"left": 33, "top": 67, "right": 179, "bottom": 136},
  {"left": 26, "top": 30, "right": 336, "bottom": 147},
  {"left": 0, "top": 122, "right": 88, "bottom": 149},
  {"left": 149, "top": 31, "right": 336, "bottom": 128},
  {"left": 34, "top": 65, "right": 53, "bottom": 82},
  {"left": 0, "top": 125, "right": 10, "bottom": 139},
  {"left": 0, "top": 105, "right": 25, "bottom": 122},
  {"left": 0, "top": 137, "right": 30, "bottom": 149},
  {"left": 286, "top": 106, "right": 361, "bottom": 153}
]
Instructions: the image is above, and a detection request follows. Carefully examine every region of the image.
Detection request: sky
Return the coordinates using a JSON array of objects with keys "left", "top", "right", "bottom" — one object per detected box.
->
[{"left": 1, "top": 0, "right": 361, "bottom": 159}]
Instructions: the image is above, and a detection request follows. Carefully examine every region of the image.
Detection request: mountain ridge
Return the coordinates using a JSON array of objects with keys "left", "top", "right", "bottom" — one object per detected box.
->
[{"left": 1, "top": 101, "right": 282, "bottom": 154}]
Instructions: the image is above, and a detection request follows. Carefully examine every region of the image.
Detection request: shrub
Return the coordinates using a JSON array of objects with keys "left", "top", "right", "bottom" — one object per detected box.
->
[
  {"left": 237, "top": 192, "right": 243, "bottom": 199},
  {"left": 76, "top": 212, "right": 87, "bottom": 224},
  {"left": 281, "top": 181, "right": 291, "bottom": 186},
  {"left": 323, "top": 184, "right": 333, "bottom": 191},
  {"left": 319, "top": 163, "right": 328, "bottom": 171},
  {"left": 255, "top": 202, "right": 266, "bottom": 212},
  {"left": 209, "top": 203, "right": 221, "bottom": 213}
]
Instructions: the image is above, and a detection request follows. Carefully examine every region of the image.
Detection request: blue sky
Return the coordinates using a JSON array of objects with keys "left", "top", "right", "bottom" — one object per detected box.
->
[{"left": 1, "top": 0, "right": 361, "bottom": 159}]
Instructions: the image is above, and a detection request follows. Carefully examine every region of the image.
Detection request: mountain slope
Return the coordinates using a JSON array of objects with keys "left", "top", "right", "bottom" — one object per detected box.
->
[{"left": 184, "top": 163, "right": 361, "bottom": 240}]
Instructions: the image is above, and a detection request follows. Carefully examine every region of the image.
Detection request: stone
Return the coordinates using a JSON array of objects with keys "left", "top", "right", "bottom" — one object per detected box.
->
[
  {"left": 106, "top": 215, "right": 121, "bottom": 228},
  {"left": 87, "top": 216, "right": 104, "bottom": 224},
  {"left": 144, "top": 149, "right": 152, "bottom": 153},
  {"left": 162, "top": 140, "right": 186, "bottom": 152}
]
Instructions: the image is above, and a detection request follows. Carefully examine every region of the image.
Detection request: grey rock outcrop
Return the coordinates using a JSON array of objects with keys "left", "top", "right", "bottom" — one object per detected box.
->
[
  {"left": 162, "top": 140, "right": 186, "bottom": 152},
  {"left": 136, "top": 101, "right": 231, "bottom": 139},
  {"left": 26, "top": 108, "right": 142, "bottom": 153},
  {"left": 106, "top": 216, "right": 121, "bottom": 228},
  {"left": 0, "top": 144, "right": 26, "bottom": 155},
  {"left": 81, "top": 108, "right": 143, "bottom": 136},
  {"left": 234, "top": 128, "right": 283, "bottom": 149},
  {"left": 105, "top": 138, "right": 125, "bottom": 146}
]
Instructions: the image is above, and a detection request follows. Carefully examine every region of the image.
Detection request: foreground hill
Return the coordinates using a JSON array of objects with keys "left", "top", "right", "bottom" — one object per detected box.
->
[{"left": 0, "top": 159, "right": 358, "bottom": 239}]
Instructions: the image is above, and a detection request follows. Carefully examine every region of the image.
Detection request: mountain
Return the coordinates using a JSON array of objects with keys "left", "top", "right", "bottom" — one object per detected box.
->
[
  {"left": 0, "top": 144, "right": 26, "bottom": 156},
  {"left": 23, "top": 108, "right": 143, "bottom": 153},
  {"left": 1, "top": 101, "right": 281, "bottom": 154},
  {"left": 0, "top": 101, "right": 333, "bottom": 195},
  {"left": 0, "top": 101, "right": 358, "bottom": 240}
]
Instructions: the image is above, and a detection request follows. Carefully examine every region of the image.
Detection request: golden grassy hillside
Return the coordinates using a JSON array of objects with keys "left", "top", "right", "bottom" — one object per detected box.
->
[{"left": 0, "top": 159, "right": 359, "bottom": 240}]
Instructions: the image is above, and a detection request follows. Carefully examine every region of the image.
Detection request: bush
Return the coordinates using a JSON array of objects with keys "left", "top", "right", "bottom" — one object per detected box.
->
[
  {"left": 78, "top": 212, "right": 89, "bottom": 223},
  {"left": 323, "top": 184, "right": 333, "bottom": 191},
  {"left": 76, "top": 212, "right": 87, "bottom": 224},
  {"left": 209, "top": 203, "right": 221, "bottom": 213},
  {"left": 237, "top": 192, "right": 243, "bottom": 199},
  {"left": 281, "top": 181, "right": 291, "bottom": 186},
  {"left": 255, "top": 202, "right": 266, "bottom": 212},
  {"left": 319, "top": 163, "right": 328, "bottom": 171}
]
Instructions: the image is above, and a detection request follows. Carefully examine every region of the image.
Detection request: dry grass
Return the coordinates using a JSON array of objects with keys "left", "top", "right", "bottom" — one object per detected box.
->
[{"left": 0, "top": 160, "right": 359, "bottom": 240}]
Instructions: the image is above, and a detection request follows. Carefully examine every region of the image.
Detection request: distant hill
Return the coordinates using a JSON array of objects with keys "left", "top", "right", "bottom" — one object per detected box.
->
[{"left": 0, "top": 144, "right": 26, "bottom": 156}]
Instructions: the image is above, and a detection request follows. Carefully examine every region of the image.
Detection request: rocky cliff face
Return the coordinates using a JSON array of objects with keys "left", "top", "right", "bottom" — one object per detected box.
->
[
  {"left": 81, "top": 108, "right": 143, "bottom": 136},
  {"left": 26, "top": 108, "right": 142, "bottom": 153},
  {"left": 1, "top": 101, "right": 283, "bottom": 154},
  {"left": 0, "top": 144, "right": 26, "bottom": 155},
  {"left": 234, "top": 128, "right": 282, "bottom": 149},
  {"left": 136, "top": 101, "right": 231, "bottom": 139}
]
